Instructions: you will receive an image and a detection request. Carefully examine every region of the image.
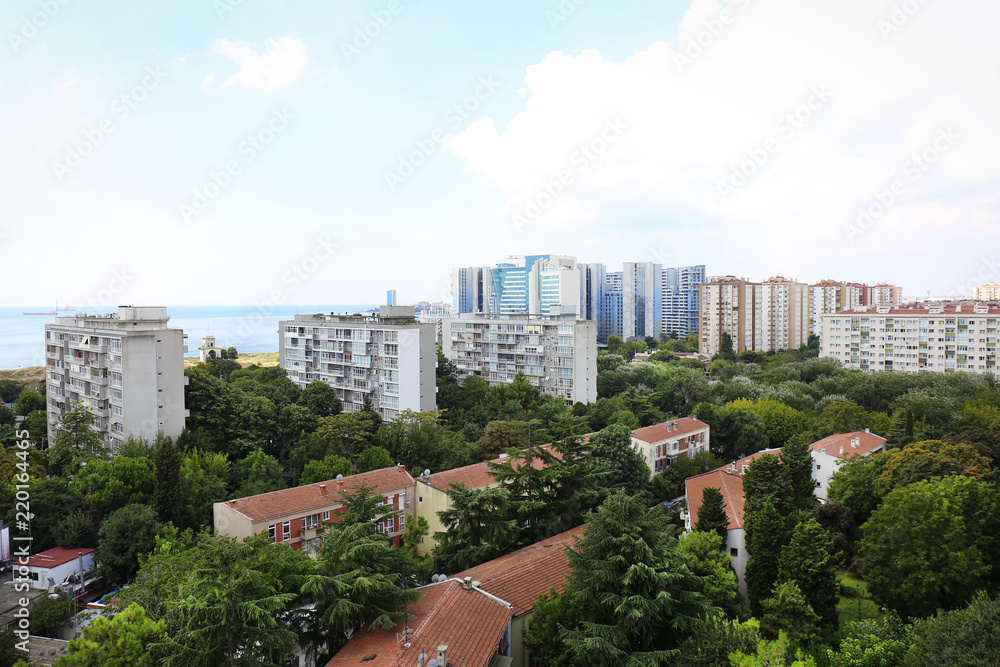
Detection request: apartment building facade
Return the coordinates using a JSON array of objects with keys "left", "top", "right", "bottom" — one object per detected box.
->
[
  {"left": 820, "top": 303, "right": 1000, "bottom": 373},
  {"left": 45, "top": 306, "right": 188, "bottom": 450},
  {"left": 973, "top": 282, "right": 1000, "bottom": 301},
  {"left": 278, "top": 306, "right": 436, "bottom": 422},
  {"left": 699, "top": 277, "right": 811, "bottom": 356},
  {"left": 657, "top": 264, "right": 706, "bottom": 338},
  {"left": 441, "top": 312, "right": 598, "bottom": 404},
  {"left": 811, "top": 280, "right": 903, "bottom": 336}
]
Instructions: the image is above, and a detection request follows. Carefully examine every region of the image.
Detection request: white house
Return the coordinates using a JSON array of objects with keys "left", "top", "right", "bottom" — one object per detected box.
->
[
  {"left": 808, "top": 430, "right": 887, "bottom": 499},
  {"left": 684, "top": 465, "right": 750, "bottom": 596},
  {"left": 23, "top": 547, "right": 95, "bottom": 592},
  {"left": 632, "top": 417, "right": 711, "bottom": 476}
]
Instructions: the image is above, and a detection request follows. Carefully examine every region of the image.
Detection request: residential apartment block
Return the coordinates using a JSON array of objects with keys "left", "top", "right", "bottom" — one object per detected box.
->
[
  {"left": 699, "top": 277, "right": 810, "bottom": 356},
  {"left": 973, "top": 282, "right": 1000, "bottom": 301},
  {"left": 278, "top": 306, "right": 436, "bottom": 422},
  {"left": 45, "top": 306, "right": 188, "bottom": 450},
  {"left": 441, "top": 312, "right": 598, "bottom": 404},
  {"left": 658, "top": 264, "right": 706, "bottom": 337},
  {"left": 214, "top": 465, "right": 417, "bottom": 553},
  {"left": 632, "top": 417, "right": 710, "bottom": 474},
  {"left": 811, "top": 281, "right": 903, "bottom": 336},
  {"left": 820, "top": 303, "right": 1000, "bottom": 373}
]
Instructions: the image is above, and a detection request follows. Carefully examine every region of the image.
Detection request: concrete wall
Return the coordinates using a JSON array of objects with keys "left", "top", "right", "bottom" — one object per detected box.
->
[{"left": 414, "top": 482, "right": 454, "bottom": 556}]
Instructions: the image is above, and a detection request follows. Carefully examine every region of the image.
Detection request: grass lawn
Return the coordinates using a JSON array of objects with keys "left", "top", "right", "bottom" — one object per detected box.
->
[{"left": 837, "top": 571, "right": 882, "bottom": 626}]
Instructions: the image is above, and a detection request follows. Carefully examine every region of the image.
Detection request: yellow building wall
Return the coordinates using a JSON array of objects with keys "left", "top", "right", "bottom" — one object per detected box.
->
[{"left": 414, "top": 483, "right": 453, "bottom": 556}]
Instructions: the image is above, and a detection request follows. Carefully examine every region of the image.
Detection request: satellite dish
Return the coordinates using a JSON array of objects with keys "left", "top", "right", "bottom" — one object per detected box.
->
[
  {"left": 336, "top": 474, "right": 344, "bottom": 481},
  {"left": 430, "top": 574, "right": 439, "bottom": 583},
  {"left": 423, "top": 469, "right": 431, "bottom": 477}
]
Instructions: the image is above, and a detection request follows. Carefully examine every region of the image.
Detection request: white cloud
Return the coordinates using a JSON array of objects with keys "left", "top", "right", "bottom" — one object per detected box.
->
[
  {"left": 50, "top": 77, "right": 81, "bottom": 99},
  {"left": 212, "top": 36, "right": 309, "bottom": 92},
  {"left": 201, "top": 74, "right": 216, "bottom": 93},
  {"left": 444, "top": 0, "right": 1000, "bottom": 285}
]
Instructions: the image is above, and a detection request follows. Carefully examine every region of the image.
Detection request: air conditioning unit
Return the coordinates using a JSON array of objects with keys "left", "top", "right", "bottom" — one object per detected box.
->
[{"left": 405, "top": 502, "right": 411, "bottom": 507}]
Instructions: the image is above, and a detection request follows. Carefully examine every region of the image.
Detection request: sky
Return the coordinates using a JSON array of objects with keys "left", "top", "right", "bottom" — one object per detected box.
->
[{"left": 1, "top": 0, "right": 998, "bottom": 308}]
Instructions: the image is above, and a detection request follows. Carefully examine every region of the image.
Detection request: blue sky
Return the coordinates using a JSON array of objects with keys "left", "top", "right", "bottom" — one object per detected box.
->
[{"left": 2, "top": 0, "right": 998, "bottom": 307}]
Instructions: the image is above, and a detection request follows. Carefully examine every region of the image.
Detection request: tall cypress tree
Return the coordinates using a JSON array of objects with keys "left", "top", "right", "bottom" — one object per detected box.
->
[
  {"left": 153, "top": 432, "right": 182, "bottom": 526},
  {"left": 777, "top": 519, "right": 839, "bottom": 633},
  {"left": 743, "top": 455, "right": 796, "bottom": 615},
  {"left": 780, "top": 437, "right": 818, "bottom": 511},
  {"left": 695, "top": 486, "right": 730, "bottom": 544}
]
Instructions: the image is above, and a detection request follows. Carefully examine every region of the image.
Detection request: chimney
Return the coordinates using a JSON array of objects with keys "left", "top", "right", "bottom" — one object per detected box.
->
[
  {"left": 437, "top": 645, "right": 449, "bottom": 667},
  {"left": 336, "top": 478, "right": 345, "bottom": 493},
  {"left": 462, "top": 576, "right": 473, "bottom": 590},
  {"left": 319, "top": 484, "right": 328, "bottom": 496},
  {"left": 865, "top": 427, "right": 870, "bottom": 433},
  {"left": 839, "top": 446, "right": 844, "bottom": 455},
  {"left": 396, "top": 463, "right": 406, "bottom": 473}
]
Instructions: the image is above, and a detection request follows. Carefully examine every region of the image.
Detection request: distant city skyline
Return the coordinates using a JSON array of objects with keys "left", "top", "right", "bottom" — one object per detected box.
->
[{"left": 2, "top": 0, "right": 997, "bottom": 307}]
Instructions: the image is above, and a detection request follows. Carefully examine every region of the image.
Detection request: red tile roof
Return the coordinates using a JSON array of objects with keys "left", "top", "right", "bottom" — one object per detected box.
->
[
  {"left": 809, "top": 431, "right": 886, "bottom": 460},
  {"left": 24, "top": 547, "right": 95, "bottom": 569},
  {"left": 423, "top": 443, "right": 565, "bottom": 493},
  {"left": 685, "top": 468, "right": 747, "bottom": 530},
  {"left": 326, "top": 580, "right": 512, "bottom": 667},
  {"left": 453, "top": 526, "right": 583, "bottom": 616},
  {"left": 632, "top": 418, "right": 709, "bottom": 444},
  {"left": 223, "top": 466, "right": 415, "bottom": 522}
]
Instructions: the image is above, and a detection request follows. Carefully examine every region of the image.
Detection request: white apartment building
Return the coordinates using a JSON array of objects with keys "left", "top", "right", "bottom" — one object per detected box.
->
[
  {"left": 278, "top": 306, "right": 436, "bottom": 421},
  {"left": 821, "top": 303, "right": 1000, "bottom": 373},
  {"left": 45, "top": 307, "right": 189, "bottom": 450},
  {"left": 700, "top": 277, "right": 811, "bottom": 356},
  {"left": 441, "top": 312, "right": 598, "bottom": 404}
]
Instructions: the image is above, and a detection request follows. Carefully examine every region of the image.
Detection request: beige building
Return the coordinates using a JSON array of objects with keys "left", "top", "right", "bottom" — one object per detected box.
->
[
  {"left": 973, "top": 282, "right": 1000, "bottom": 301},
  {"left": 820, "top": 302, "right": 1000, "bottom": 373},
  {"left": 632, "top": 417, "right": 710, "bottom": 475},
  {"left": 45, "top": 307, "right": 188, "bottom": 450},
  {"left": 441, "top": 312, "right": 598, "bottom": 404},
  {"left": 214, "top": 465, "right": 417, "bottom": 553},
  {"left": 699, "top": 277, "right": 811, "bottom": 356}
]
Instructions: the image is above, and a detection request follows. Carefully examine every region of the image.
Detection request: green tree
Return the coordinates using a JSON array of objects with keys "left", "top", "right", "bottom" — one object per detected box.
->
[
  {"left": 752, "top": 399, "right": 809, "bottom": 447},
  {"left": 780, "top": 437, "right": 818, "bottom": 511},
  {"left": 476, "top": 420, "right": 527, "bottom": 460},
  {"left": 96, "top": 504, "right": 162, "bottom": 586},
  {"left": 678, "top": 530, "right": 743, "bottom": 618},
  {"left": 53, "top": 509, "right": 101, "bottom": 549},
  {"left": 298, "top": 454, "right": 352, "bottom": 485},
  {"left": 356, "top": 445, "right": 393, "bottom": 472},
  {"left": 522, "top": 590, "right": 582, "bottom": 667},
  {"left": 588, "top": 422, "right": 652, "bottom": 497},
  {"left": 176, "top": 450, "right": 230, "bottom": 532},
  {"left": 5, "top": 477, "right": 79, "bottom": 552},
  {"left": 154, "top": 533, "right": 311, "bottom": 667},
  {"left": 714, "top": 405, "right": 770, "bottom": 460},
  {"left": 0, "top": 627, "right": 24, "bottom": 667},
  {"left": 904, "top": 592, "right": 1000, "bottom": 666},
  {"left": 30, "top": 592, "right": 74, "bottom": 637},
  {"left": 860, "top": 476, "right": 1000, "bottom": 618},
  {"left": 719, "top": 332, "right": 737, "bottom": 361},
  {"left": 297, "top": 381, "right": 342, "bottom": 418},
  {"left": 234, "top": 449, "right": 286, "bottom": 498},
  {"left": 694, "top": 486, "right": 730, "bottom": 542},
  {"left": 759, "top": 580, "right": 822, "bottom": 648},
  {"left": 433, "top": 485, "right": 519, "bottom": 573},
  {"left": 48, "top": 402, "right": 106, "bottom": 475},
  {"left": 826, "top": 614, "right": 910, "bottom": 667},
  {"left": 777, "top": 519, "right": 839, "bottom": 632},
  {"left": 226, "top": 346, "right": 238, "bottom": 360},
  {"left": 543, "top": 491, "right": 714, "bottom": 664},
  {"left": 54, "top": 603, "right": 167, "bottom": 667},
  {"left": 742, "top": 454, "right": 796, "bottom": 615},
  {"left": 13, "top": 389, "right": 45, "bottom": 416},
  {"left": 69, "top": 455, "right": 156, "bottom": 514},
  {"left": 303, "top": 515, "right": 417, "bottom": 659},
  {"left": 828, "top": 453, "right": 885, "bottom": 524},
  {"left": 402, "top": 515, "right": 429, "bottom": 555},
  {"left": 672, "top": 617, "right": 761, "bottom": 667},
  {"left": 153, "top": 433, "right": 183, "bottom": 527}
]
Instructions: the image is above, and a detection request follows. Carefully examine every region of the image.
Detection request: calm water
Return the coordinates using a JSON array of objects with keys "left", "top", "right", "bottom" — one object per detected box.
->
[{"left": 0, "top": 305, "right": 378, "bottom": 369}]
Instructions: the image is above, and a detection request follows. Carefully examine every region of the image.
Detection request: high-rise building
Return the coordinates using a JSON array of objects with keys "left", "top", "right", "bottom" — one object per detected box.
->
[
  {"left": 821, "top": 302, "right": 999, "bottom": 373},
  {"left": 45, "top": 306, "right": 188, "bottom": 450},
  {"left": 973, "top": 282, "right": 1000, "bottom": 301},
  {"left": 453, "top": 255, "right": 581, "bottom": 316},
  {"left": 441, "top": 312, "right": 597, "bottom": 404},
  {"left": 699, "top": 277, "right": 811, "bottom": 356},
  {"left": 451, "top": 266, "right": 488, "bottom": 314},
  {"left": 657, "top": 265, "right": 706, "bottom": 338},
  {"left": 811, "top": 281, "right": 902, "bottom": 336},
  {"left": 578, "top": 262, "right": 606, "bottom": 324},
  {"left": 386, "top": 289, "right": 397, "bottom": 307},
  {"left": 278, "top": 306, "right": 436, "bottom": 422}
]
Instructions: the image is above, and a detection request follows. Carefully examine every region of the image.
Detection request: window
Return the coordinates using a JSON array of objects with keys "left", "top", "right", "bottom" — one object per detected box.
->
[
  {"left": 730, "top": 548, "right": 738, "bottom": 557},
  {"left": 418, "top": 496, "right": 423, "bottom": 503},
  {"left": 302, "top": 514, "right": 319, "bottom": 531},
  {"left": 282, "top": 522, "right": 291, "bottom": 541},
  {"left": 268, "top": 525, "right": 276, "bottom": 543},
  {"left": 322, "top": 511, "right": 330, "bottom": 521}
]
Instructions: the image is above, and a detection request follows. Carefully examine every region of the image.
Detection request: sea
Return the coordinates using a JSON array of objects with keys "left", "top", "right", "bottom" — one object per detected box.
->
[{"left": 0, "top": 305, "right": 379, "bottom": 370}]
